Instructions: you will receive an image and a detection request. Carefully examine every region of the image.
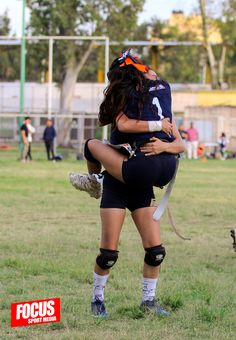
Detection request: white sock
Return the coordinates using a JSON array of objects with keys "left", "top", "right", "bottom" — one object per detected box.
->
[
  {"left": 142, "top": 277, "right": 158, "bottom": 302},
  {"left": 92, "top": 272, "right": 109, "bottom": 302}
]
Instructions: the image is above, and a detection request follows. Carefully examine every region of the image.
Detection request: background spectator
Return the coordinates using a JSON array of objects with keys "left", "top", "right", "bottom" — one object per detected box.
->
[
  {"left": 218, "top": 132, "right": 229, "bottom": 160},
  {"left": 26, "top": 120, "right": 36, "bottom": 161},
  {"left": 186, "top": 122, "right": 199, "bottom": 159},
  {"left": 178, "top": 123, "right": 187, "bottom": 141},
  {"left": 43, "top": 119, "right": 56, "bottom": 160},
  {"left": 178, "top": 123, "right": 187, "bottom": 157}
]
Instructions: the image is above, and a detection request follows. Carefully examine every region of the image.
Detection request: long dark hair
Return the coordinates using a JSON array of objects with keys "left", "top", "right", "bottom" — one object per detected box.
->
[{"left": 99, "top": 59, "right": 150, "bottom": 126}]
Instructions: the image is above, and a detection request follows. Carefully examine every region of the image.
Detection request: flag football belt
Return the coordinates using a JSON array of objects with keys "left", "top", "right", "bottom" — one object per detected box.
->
[
  {"left": 152, "top": 154, "right": 179, "bottom": 221},
  {"left": 104, "top": 141, "right": 136, "bottom": 158},
  {"left": 104, "top": 138, "right": 171, "bottom": 158}
]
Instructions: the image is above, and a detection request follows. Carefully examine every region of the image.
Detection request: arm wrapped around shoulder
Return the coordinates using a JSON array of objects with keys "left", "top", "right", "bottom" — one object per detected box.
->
[{"left": 148, "top": 120, "right": 162, "bottom": 132}]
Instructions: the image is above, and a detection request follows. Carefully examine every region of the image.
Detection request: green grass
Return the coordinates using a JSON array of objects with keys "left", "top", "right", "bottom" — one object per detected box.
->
[{"left": 0, "top": 145, "right": 236, "bottom": 339}]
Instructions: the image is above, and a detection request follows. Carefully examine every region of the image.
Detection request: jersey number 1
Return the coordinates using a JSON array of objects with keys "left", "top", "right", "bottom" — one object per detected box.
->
[{"left": 152, "top": 97, "right": 164, "bottom": 120}]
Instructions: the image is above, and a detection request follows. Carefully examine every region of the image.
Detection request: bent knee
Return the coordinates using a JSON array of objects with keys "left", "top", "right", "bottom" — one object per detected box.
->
[
  {"left": 144, "top": 244, "right": 166, "bottom": 267},
  {"left": 96, "top": 248, "right": 119, "bottom": 270},
  {"left": 88, "top": 139, "right": 101, "bottom": 149}
]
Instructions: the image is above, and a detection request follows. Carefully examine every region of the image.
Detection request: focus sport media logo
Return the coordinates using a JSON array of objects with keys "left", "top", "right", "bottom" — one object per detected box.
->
[{"left": 11, "top": 298, "right": 60, "bottom": 327}]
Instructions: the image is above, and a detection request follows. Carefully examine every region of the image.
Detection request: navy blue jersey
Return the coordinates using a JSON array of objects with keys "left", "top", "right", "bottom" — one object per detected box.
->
[{"left": 110, "top": 79, "right": 174, "bottom": 145}]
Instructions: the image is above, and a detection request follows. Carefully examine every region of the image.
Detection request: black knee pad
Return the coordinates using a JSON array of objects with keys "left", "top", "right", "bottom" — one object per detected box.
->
[
  {"left": 84, "top": 139, "right": 100, "bottom": 164},
  {"left": 144, "top": 245, "right": 166, "bottom": 267},
  {"left": 96, "top": 248, "right": 119, "bottom": 270}
]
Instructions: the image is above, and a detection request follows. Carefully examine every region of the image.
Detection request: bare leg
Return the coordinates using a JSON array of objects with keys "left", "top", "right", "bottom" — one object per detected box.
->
[
  {"left": 92, "top": 208, "right": 125, "bottom": 315},
  {"left": 87, "top": 160, "right": 101, "bottom": 174},
  {"left": 69, "top": 139, "right": 126, "bottom": 197},
  {"left": 88, "top": 139, "right": 126, "bottom": 183},
  {"left": 132, "top": 207, "right": 161, "bottom": 279},
  {"left": 95, "top": 208, "right": 126, "bottom": 275}
]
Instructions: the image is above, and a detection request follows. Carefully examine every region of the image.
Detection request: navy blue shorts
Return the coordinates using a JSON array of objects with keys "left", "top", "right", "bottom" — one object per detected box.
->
[
  {"left": 100, "top": 152, "right": 176, "bottom": 212},
  {"left": 122, "top": 152, "right": 177, "bottom": 188},
  {"left": 100, "top": 171, "right": 156, "bottom": 212}
]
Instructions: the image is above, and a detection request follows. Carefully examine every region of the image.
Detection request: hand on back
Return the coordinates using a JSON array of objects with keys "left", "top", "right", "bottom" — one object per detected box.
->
[{"left": 161, "top": 118, "right": 172, "bottom": 135}]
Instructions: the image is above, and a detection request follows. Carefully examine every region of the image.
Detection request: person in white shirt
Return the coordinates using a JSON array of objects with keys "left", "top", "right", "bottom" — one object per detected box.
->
[
  {"left": 218, "top": 132, "right": 229, "bottom": 160},
  {"left": 26, "top": 119, "right": 36, "bottom": 161}
]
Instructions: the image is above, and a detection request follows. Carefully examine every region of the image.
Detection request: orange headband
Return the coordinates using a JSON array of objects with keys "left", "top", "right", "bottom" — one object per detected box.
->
[{"left": 118, "top": 50, "right": 149, "bottom": 73}]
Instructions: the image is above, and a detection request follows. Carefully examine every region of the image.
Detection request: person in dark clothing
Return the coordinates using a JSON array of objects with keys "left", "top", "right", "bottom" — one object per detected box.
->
[{"left": 43, "top": 119, "right": 56, "bottom": 160}]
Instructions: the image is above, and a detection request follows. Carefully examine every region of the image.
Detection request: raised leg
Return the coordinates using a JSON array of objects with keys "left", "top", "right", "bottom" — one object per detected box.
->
[
  {"left": 88, "top": 139, "right": 126, "bottom": 183},
  {"left": 87, "top": 160, "right": 102, "bottom": 175}
]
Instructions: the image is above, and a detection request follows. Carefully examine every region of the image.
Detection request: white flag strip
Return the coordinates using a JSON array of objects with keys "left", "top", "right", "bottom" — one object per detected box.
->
[{"left": 153, "top": 157, "right": 179, "bottom": 221}]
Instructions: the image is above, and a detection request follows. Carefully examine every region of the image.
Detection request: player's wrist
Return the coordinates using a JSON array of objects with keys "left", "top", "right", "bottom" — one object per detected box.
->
[{"left": 148, "top": 120, "right": 162, "bottom": 132}]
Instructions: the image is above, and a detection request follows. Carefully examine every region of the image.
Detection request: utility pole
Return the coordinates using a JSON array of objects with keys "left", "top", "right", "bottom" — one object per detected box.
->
[{"left": 19, "top": 0, "right": 26, "bottom": 151}]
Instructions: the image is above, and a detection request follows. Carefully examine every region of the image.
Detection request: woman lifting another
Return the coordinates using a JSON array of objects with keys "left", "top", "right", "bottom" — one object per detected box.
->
[{"left": 69, "top": 51, "right": 185, "bottom": 317}]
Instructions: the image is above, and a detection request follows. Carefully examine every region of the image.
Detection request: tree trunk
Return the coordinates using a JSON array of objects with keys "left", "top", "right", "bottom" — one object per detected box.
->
[
  {"left": 218, "top": 45, "right": 227, "bottom": 88},
  {"left": 57, "top": 41, "right": 95, "bottom": 146},
  {"left": 199, "top": 0, "right": 218, "bottom": 88}
]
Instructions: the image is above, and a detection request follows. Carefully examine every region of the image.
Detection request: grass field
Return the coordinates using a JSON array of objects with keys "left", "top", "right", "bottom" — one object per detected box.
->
[{"left": 0, "top": 145, "right": 236, "bottom": 339}]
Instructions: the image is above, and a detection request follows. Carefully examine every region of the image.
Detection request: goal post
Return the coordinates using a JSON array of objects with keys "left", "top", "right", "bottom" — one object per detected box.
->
[{"left": 0, "top": 35, "right": 110, "bottom": 145}]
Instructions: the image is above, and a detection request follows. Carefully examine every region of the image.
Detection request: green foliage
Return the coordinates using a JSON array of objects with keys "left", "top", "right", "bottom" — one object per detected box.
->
[
  {"left": 220, "top": 0, "right": 236, "bottom": 86},
  {"left": 159, "top": 42, "right": 203, "bottom": 83},
  {"left": 26, "top": 0, "right": 90, "bottom": 81},
  {"left": 1, "top": 0, "right": 236, "bottom": 86},
  {"left": 25, "top": 0, "right": 144, "bottom": 82},
  {"left": 0, "top": 11, "right": 20, "bottom": 80},
  {"left": 0, "top": 10, "right": 10, "bottom": 35},
  {"left": 92, "top": 0, "right": 144, "bottom": 40},
  {"left": 133, "top": 19, "right": 203, "bottom": 83}
]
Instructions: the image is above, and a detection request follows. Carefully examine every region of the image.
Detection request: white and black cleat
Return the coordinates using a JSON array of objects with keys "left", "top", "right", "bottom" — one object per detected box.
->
[
  {"left": 69, "top": 172, "right": 103, "bottom": 199},
  {"left": 140, "top": 298, "right": 171, "bottom": 317},
  {"left": 91, "top": 299, "right": 108, "bottom": 317}
]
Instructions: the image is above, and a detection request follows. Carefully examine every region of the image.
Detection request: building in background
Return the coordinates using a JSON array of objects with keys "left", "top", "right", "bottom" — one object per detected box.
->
[
  {"left": 167, "top": 10, "right": 222, "bottom": 44},
  {"left": 0, "top": 82, "right": 236, "bottom": 152}
]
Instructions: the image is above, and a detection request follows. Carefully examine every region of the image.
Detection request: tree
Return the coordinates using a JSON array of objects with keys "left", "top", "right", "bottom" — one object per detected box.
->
[
  {"left": 198, "top": 0, "right": 235, "bottom": 88},
  {"left": 0, "top": 10, "right": 10, "bottom": 35},
  {"left": 27, "top": 0, "right": 144, "bottom": 145},
  {"left": 199, "top": 0, "right": 219, "bottom": 88},
  {"left": 133, "top": 18, "right": 203, "bottom": 84},
  {"left": 220, "top": 0, "right": 236, "bottom": 86},
  {"left": 0, "top": 11, "right": 20, "bottom": 80}
]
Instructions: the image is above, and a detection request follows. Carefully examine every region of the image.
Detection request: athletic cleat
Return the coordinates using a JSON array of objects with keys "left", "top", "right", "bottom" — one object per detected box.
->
[
  {"left": 91, "top": 300, "right": 108, "bottom": 317},
  {"left": 140, "top": 299, "right": 171, "bottom": 317},
  {"left": 69, "top": 172, "right": 103, "bottom": 199}
]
